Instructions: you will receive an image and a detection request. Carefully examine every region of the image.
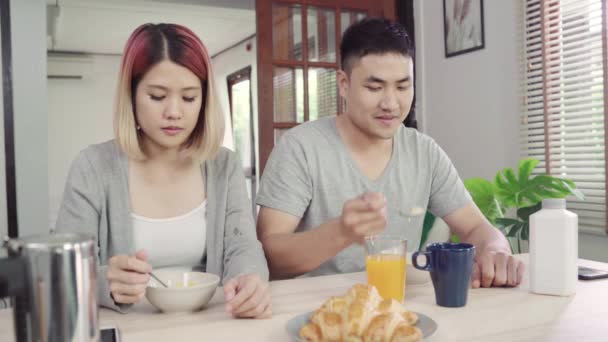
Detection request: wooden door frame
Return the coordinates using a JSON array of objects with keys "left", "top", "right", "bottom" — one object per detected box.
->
[{"left": 256, "top": 0, "right": 396, "bottom": 173}]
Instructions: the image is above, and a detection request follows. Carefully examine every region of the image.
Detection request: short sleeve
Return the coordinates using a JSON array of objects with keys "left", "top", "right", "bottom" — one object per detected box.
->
[
  {"left": 256, "top": 134, "right": 313, "bottom": 218},
  {"left": 427, "top": 140, "right": 472, "bottom": 218}
]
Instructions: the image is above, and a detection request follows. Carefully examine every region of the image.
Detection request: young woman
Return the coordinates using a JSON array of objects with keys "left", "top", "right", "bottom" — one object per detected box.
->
[{"left": 55, "top": 23, "right": 270, "bottom": 318}]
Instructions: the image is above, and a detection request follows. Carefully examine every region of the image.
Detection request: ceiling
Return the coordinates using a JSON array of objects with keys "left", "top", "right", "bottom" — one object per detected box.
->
[
  {"left": 47, "top": 0, "right": 256, "bottom": 56},
  {"left": 143, "top": 0, "right": 254, "bottom": 10}
]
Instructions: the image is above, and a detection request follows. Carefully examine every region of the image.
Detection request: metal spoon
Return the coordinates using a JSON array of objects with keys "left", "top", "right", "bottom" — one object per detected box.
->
[
  {"left": 400, "top": 206, "right": 426, "bottom": 223},
  {"left": 149, "top": 271, "right": 169, "bottom": 288}
]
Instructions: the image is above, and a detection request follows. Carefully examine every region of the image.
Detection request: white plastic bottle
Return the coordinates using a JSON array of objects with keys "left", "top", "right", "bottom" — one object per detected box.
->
[{"left": 529, "top": 198, "right": 578, "bottom": 296}]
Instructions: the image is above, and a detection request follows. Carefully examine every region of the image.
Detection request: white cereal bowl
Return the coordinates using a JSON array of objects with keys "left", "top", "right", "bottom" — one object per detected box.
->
[
  {"left": 407, "top": 252, "right": 431, "bottom": 285},
  {"left": 146, "top": 268, "right": 220, "bottom": 313}
]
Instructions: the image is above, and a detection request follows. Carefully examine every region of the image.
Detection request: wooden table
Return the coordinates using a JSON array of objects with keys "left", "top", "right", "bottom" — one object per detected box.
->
[{"left": 1, "top": 255, "right": 608, "bottom": 341}]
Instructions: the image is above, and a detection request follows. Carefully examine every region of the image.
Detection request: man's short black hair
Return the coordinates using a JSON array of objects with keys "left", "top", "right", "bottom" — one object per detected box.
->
[{"left": 340, "top": 17, "right": 413, "bottom": 74}]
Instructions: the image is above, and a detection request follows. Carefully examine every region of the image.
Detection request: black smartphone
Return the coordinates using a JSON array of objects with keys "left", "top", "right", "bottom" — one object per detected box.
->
[
  {"left": 578, "top": 266, "right": 608, "bottom": 281},
  {"left": 100, "top": 327, "right": 121, "bottom": 342}
]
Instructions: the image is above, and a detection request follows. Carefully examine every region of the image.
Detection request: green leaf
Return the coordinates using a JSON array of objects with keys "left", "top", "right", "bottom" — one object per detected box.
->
[
  {"left": 419, "top": 212, "right": 436, "bottom": 250},
  {"left": 521, "top": 222, "right": 530, "bottom": 240},
  {"left": 450, "top": 233, "right": 460, "bottom": 243},
  {"left": 495, "top": 218, "right": 521, "bottom": 227},
  {"left": 560, "top": 179, "right": 585, "bottom": 200},
  {"left": 494, "top": 172, "right": 509, "bottom": 190},
  {"left": 532, "top": 176, "right": 571, "bottom": 196},
  {"left": 522, "top": 192, "right": 542, "bottom": 205},
  {"left": 503, "top": 168, "right": 519, "bottom": 189},
  {"left": 494, "top": 161, "right": 583, "bottom": 209},
  {"left": 494, "top": 172, "right": 517, "bottom": 208},
  {"left": 536, "top": 188, "right": 561, "bottom": 198},
  {"left": 506, "top": 222, "right": 523, "bottom": 237},
  {"left": 465, "top": 158, "right": 583, "bottom": 245},
  {"left": 518, "top": 159, "right": 539, "bottom": 186},
  {"left": 516, "top": 203, "right": 542, "bottom": 221},
  {"left": 464, "top": 178, "right": 504, "bottom": 224}
]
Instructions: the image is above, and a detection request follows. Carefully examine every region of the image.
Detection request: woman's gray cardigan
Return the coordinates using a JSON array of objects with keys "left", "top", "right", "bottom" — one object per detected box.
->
[{"left": 55, "top": 140, "right": 269, "bottom": 312}]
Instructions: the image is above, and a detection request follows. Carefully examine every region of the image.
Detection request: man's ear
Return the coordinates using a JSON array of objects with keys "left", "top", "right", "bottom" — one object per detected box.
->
[{"left": 337, "top": 69, "right": 349, "bottom": 98}]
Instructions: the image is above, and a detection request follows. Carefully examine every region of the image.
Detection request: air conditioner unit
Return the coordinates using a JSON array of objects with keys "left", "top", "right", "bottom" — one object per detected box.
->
[{"left": 47, "top": 53, "right": 93, "bottom": 80}]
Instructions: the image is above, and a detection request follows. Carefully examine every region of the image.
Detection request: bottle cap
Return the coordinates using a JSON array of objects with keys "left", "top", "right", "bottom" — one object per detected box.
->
[{"left": 542, "top": 198, "right": 566, "bottom": 209}]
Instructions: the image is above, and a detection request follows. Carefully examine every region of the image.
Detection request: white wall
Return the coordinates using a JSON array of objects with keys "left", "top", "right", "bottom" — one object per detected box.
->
[
  {"left": 12, "top": 0, "right": 48, "bottom": 237},
  {"left": 414, "top": 0, "right": 608, "bottom": 262},
  {"left": 48, "top": 54, "right": 119, "bottom": 229},
  {"left": 414, "top": 0, "right": 520, "bottom": 181}
]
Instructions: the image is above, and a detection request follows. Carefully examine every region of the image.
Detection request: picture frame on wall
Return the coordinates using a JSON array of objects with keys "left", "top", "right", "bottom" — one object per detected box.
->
[{"left": 443, "top": 0, "right": 485, "bottom": 58}]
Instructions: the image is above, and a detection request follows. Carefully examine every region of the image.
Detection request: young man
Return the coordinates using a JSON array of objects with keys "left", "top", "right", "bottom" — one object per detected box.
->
[{"left": 256, "top": 18, "right": 523, "bottom": 288}]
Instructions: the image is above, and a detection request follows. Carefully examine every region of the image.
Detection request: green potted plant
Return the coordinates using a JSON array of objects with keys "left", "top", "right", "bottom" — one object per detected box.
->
[{"left": 464, "top": 158, "right": 584, "bottom": 253}]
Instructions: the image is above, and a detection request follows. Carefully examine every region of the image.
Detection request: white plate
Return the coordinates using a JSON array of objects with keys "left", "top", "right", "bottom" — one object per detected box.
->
[{"left": 286, "top": 310, "right": 437, "bottom": 341}]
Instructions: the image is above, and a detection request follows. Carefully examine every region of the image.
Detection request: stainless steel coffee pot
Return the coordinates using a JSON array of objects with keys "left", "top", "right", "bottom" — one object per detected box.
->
[{"left": 0, "top": 233, "right": 99, "bottom": 342}]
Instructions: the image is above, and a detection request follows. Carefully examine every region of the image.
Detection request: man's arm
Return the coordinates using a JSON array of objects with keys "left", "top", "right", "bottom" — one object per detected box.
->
[
  {"left": 256, "top": 208, "right": 349, "bottom": 279},
  {"left": 442, "top": 202, "right": 524, "bottom": 288},
  {"left": 257, "top": 193, "right": 387, "bottom": 280}
]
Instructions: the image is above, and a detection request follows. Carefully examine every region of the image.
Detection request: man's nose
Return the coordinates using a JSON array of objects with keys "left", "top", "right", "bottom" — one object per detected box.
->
[{"left": 379, "top": 90, "right": 399, "bottom": 111}]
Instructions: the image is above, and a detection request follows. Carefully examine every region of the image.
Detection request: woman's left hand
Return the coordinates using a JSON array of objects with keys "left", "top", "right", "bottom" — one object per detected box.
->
[{"left": 223, "top": 273, "right": 272, "bottom": 319}]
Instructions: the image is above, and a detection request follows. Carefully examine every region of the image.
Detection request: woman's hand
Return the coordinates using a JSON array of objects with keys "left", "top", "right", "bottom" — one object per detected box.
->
[
  {"left": 223, "top": 273, "right": 272, "bottom": 319},
  {"left": 106, "top": 250, "right": 151, "bottom": 304}
]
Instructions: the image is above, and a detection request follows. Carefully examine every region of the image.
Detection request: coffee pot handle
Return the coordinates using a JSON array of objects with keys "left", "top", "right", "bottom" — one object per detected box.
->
[
  {"left": 0, "top": 236, "right": 26, "bottom": 298},
  {"left": 0, "top": 256, "right": 27, "bottom": 298},
  {"left": 0, "top": 253, "right": 32, "bottom": 342}
]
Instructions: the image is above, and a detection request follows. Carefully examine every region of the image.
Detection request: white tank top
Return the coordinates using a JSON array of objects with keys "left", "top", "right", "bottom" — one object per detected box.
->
[{"left": 132, "top": 200, "right": 206, "bottom": 268}]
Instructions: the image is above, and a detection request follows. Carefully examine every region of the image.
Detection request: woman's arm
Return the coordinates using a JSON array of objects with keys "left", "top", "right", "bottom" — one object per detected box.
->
[
  {"left": 221, "top": 151, "right": 269, "bottom": 282},
  {"left": 54, "top": 151, "right": 133, "bottom": 312},
  {"left": 221, "top": 151, "right": 271, "bottom": 319}
]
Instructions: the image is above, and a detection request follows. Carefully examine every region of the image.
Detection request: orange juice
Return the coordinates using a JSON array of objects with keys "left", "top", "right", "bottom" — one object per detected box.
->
[{"left": 366, "top": 254, "right": 406, "bottom": 302}]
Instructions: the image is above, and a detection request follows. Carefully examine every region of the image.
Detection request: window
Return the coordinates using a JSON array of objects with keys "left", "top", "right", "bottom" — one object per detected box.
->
[
  {"left": 521, "top": 0, "right": 607, "bottom": 234},
  {"left": 227, "top": 66, "right": 256, "bottom": 215}
]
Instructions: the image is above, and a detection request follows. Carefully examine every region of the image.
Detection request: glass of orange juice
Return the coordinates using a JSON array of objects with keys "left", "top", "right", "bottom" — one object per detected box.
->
[{"left": 364, "top": 236, "right": 407, "bottom": 302}]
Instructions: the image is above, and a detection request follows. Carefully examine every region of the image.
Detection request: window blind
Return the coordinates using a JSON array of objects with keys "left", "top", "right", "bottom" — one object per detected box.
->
[{"left": 521, "top": 0, "right": 607, "bottom": 234}]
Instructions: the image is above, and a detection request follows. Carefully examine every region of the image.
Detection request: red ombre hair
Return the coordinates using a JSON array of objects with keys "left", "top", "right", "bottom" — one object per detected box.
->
[{"left": 113, "top": 23, "right": 224, "bottom": 160}]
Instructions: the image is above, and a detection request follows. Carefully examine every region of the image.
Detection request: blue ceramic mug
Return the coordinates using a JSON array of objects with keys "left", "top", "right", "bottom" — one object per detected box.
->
[{"left": 412, "top": 243, "right": 476, "bottom": 308}]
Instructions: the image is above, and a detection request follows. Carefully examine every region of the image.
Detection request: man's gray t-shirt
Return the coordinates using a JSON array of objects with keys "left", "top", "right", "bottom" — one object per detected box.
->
[{"left": 256, "top": 116, "right": 471, "bottom": 277}]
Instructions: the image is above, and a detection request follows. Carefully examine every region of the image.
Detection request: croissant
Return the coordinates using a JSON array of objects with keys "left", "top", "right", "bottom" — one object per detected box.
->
[{"left": 299, "top": 284, "right": 423, "bottom": 342}]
